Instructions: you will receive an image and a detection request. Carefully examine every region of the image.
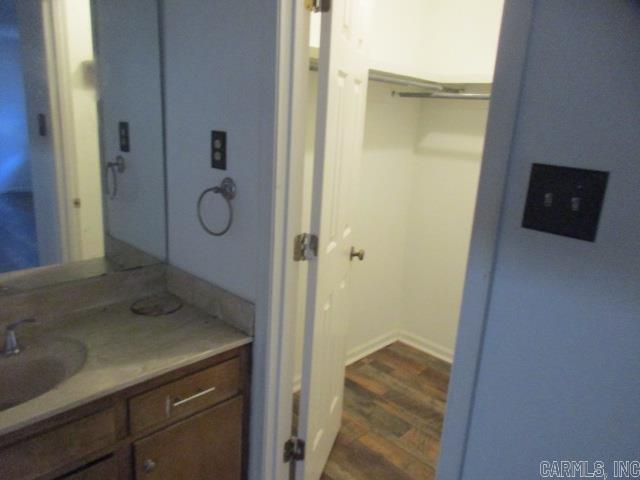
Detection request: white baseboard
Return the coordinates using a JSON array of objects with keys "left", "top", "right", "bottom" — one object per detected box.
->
[
  {"left": 398, "top": 330, "right": 454, "bottom": 364},
  {"left": 345, "top": 330, "right": 400, "bottom": 366},
  {"left": 292, "top": 329, "right": 453, "bottom": 392},
  {"left": 293, "top": 330, "right": 399, "bottom": 393}
]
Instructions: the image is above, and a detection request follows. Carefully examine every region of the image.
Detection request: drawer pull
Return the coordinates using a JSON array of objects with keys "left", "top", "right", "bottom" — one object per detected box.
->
[{"left": 165, "top": 386, "right": 217, "bottom": 416}]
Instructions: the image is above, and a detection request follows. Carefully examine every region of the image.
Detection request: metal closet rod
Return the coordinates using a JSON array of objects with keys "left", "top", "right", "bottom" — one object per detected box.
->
[
  {"left": 308, "top": 58, "right": 490, "bottom": 100},
  {"left": 368, "top": 69, "right": 444, "bottom": 91},
  {"left": 394, "top": 91, "right": 491, "bottom": 100}
]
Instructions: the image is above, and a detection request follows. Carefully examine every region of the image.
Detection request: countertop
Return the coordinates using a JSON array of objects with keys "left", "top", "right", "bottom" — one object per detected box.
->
[{"left": 0, "top": 299, "right": 252, "bottom": 437}]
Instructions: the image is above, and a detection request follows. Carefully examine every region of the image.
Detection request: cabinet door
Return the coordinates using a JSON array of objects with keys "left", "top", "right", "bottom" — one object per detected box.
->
[{"left": 134, "top": 396, "right": 243, "bottom": 480}]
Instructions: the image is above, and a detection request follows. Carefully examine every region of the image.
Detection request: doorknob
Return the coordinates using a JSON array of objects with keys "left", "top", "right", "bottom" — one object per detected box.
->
[{"left": 350, "top": 247, "right": 365, "bottom": 261}]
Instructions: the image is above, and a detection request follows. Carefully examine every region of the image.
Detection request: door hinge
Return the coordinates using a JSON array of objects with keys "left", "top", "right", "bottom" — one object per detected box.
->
[
  {"left": 294, "top": 233, "right": 318, "bottom": 262},
  {"left": 305, "top": 0, "right": 331, "bottom": 13},
  {"left": 284, "top": 437, "right": 306, "bottom": 463}
]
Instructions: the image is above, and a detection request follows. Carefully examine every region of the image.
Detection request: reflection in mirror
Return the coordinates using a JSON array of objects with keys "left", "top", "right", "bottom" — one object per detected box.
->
[
  {"left": 0, "top": 0, "right": 166, "bottom": 286},
  {"left": 93, "top": 0, "right": 166, "bottom": 264}
]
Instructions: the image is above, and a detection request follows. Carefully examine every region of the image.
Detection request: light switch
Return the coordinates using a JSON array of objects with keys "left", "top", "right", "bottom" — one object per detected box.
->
[{"left": 522, "top": 163, "right": 609, "bottom": 242}]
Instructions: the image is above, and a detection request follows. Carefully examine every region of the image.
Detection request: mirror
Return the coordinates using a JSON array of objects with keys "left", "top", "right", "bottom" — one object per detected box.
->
[{"left": 0, "top": 0, "right": 166, "bottom": 288}]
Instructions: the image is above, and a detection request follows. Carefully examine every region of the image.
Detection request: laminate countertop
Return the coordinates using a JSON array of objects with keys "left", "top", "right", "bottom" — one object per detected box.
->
[{"left": 0, "top": 299, "right": 252, "bottom": 437}]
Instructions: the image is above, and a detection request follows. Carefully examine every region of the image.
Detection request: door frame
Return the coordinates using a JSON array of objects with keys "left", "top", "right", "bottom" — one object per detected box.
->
[
  {"left": 257, "top": 1, "right": 536, "bottom": 480},
  {"left": 437, "top": 1, "right": 535, "bottom": 478},
  {"left": 43, "top": 0, "right": 105, "bottom": 263},
  {"left": 250, "top": 0, "right": 310, "bottom": 479}
]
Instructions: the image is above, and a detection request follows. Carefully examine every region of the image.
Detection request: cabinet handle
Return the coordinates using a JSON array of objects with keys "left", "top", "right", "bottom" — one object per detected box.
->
[
  {"left": 165, "top": 386, "right": 217, "bottom": 416},
  {"left": 143, "top": 459, "right": 157, "bottom": 473}
]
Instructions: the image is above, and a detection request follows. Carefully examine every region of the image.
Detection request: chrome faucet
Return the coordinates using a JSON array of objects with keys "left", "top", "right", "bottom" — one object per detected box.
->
[{"left": 2, "top": 319, "right": 36, "bottom": 356}]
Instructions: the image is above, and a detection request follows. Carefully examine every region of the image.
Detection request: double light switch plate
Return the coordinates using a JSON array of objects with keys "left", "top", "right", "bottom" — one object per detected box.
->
[{"left": 522, "top": 163, "right": 609, "bottom": 242}]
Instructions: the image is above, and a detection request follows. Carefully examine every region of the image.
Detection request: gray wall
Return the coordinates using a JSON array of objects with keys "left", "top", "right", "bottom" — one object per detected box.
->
[
  {"left": 460, "top": 1, "right": 640, "bottom": 477},
  {"left": 163, "top": 0, "right": 277, "bottom": 302},
  {"left": 17, "top": 0, "right": 63, "bottom": 265}
]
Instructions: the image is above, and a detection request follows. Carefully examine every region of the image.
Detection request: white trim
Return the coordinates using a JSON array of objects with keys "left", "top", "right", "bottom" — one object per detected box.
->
[
  {"left": 293, "top": 330, "right": 452, "bottom": 392},
  {"left": 436, "top": 2, "right": 536, "bottom": 479},
  {"left": 251, "top": 0, "right": 309, "bottom": 479},
  {"left": 48, "top": 0, "right": 81, "bottom": 260},
  {"left": 345, "top": 330, "right": 400, "bottom": 366},
  {"left": 41, "top": 0, "right": 72, "bottom": 263},
  {"left": 398, "top": 330, "right": 454, "bottom": 364}
]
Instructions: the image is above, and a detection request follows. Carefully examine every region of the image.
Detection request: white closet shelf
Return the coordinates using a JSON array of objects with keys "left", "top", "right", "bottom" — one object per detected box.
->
[{"left": 309, "top": 57, "right": 492, "bottom": 100}]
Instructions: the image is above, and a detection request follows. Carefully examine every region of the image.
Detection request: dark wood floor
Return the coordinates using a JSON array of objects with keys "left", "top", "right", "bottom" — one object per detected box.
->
[
  {"left": 0, "top": 192, "right": 38, "bottom": 273},
  {"left": 295, "top": 341, "right": 451, "bottom": 480}
]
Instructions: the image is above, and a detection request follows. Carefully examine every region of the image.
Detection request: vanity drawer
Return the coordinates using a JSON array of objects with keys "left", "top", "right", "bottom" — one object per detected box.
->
[
  {"left": 0, "top": 408, "right": 117, "bottom": 480},
  {"left": 62, "top": 455, "right": 118, "bottom": 479},
  {"left": 129, "top": 357, "right": 241, "bottom": 434},
  {"left": 133, "top": 397, "right": 243, "bottom": 479}
]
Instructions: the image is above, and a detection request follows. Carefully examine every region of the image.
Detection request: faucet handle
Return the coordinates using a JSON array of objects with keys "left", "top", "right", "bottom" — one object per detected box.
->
[{"left": 6, "top": 318, "right": 37, "bottom": 331}]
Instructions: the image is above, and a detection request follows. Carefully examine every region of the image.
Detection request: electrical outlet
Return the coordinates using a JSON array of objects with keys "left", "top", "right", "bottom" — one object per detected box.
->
[{"left": 211, "top": 130, "right": 227, "bottom": 170}]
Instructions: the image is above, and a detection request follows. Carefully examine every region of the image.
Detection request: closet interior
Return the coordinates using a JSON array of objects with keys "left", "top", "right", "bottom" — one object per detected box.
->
[{"left": 294, "top": 1, "right": 504, "bottom": 477}]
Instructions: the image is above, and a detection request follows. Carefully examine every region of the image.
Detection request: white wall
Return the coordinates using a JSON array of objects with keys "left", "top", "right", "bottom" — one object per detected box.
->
[
  {"left": 310, "top": 0, "right": 505, "bottom": 83},
  {"left": 460, "top": 1, "right": 640, "bottom": 476},
  {"left": 348, "top": 82, "right": 417, "bottom": 357},
  {"left": 410, "top": 0, "right": 505, "bottom": 83},
  {"left": 94, "top": 0, "right": 165, "bottom": 260},
  {"left": 402, "top": 99, "right": 487, "bottom": 360}
]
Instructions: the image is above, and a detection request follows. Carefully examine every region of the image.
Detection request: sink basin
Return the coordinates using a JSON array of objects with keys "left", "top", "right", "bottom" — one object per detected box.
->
[{"left": 0, "top": 336, "right": 87, "bottom": 412}]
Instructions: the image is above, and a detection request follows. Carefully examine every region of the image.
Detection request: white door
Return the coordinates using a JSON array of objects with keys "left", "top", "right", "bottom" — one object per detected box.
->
[{"left": 297, "top": 1, "right": 370, "bottom": 479}]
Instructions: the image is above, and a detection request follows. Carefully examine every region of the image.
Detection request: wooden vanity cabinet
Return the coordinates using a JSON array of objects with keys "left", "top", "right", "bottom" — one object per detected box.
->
[
  {"left": 133, "top": 396, "right": 243, "bottom": 479},
  {"left": 0, "top": 345, "right": 250, "bottom": 480}
]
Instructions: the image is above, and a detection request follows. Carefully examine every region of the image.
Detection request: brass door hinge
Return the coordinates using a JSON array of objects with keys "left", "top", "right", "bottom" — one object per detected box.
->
[
  {"left": 294, "top": 233, "right": 318, "bottom": 262},
  {"left": 305, "top": 0, "right": 331, "bottom": 13}
]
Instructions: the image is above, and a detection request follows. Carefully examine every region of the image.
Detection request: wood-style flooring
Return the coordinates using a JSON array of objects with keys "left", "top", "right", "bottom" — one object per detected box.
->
[
  {"left": 295, "top": 341, "right": 451, "bottom": 480},
  {"left": 0, "top": 192, "right": 38, "bottom": 273}
]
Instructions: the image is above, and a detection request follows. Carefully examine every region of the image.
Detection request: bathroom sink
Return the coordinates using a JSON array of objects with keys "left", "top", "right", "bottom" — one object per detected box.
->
[{"left": 0, "top": 336, "right": 87, "bottom": 412}]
